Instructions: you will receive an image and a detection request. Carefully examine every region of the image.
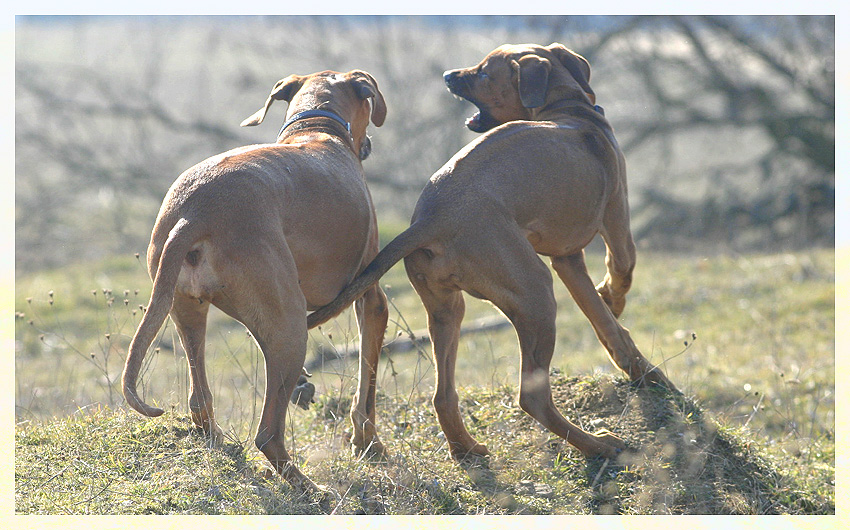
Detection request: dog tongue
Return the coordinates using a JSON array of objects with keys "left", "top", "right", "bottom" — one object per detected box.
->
[{"left": 465, "top": 112, "right": 481, "bottom": 130}]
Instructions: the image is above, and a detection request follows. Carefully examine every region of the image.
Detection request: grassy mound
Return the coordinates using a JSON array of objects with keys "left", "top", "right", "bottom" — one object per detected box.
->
[{"left": 15, "top": 374, "right": 833, "bottom": 515}]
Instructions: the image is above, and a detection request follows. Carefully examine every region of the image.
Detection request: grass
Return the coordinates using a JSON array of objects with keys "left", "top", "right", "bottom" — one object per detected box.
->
[
  {"left": 15, "top": 375, "right": 833, "bottom": 515},
  {"left": 14, "top": 246, "right": 835, "bottom": 514}
]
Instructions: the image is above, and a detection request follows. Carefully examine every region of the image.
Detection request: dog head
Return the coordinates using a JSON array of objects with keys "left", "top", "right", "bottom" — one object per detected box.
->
[
  {"left": 241, "top": 70, "right": 387, "bottom": 160},
  {"left": 443, "top": 43, "right": 595, "bottom": 133}
]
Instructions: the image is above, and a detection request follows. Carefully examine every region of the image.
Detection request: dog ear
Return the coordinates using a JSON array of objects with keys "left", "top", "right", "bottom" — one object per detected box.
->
[
  {"left": 514, "top": 54, "right": 552, "bottom": 109},
  {"left": 546, "top": 43, "right": 595, "bottom": 105},
  {"left": 350, "top": 71, "right": 387, "bottom": 127},
  {"left": 240, "top": 75, "right": 304, "bottom": 127}
]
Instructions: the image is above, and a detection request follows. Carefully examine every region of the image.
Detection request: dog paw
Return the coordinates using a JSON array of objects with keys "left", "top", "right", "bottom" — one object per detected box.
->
[
  {"left": 588, "top": 430, "right": 627, "bottom": 460},
  {"left": 260, "top": 462, "right": 334, "bottom": 511},
  {"left": 350, "top": 435, "right": 389, "bottom": 461},
  {"left": 193, "top": 419, "right": 225, "bottom": 446},
  {"left": 451, "top": 442, "right": 490, "bottom": 462},
  {"left": 209, "top": 428, "right": 225, "bottom": 447},
  {"left": 596, "top": 283, "right": 625, "bottom": 318},
  {"left": 313, "top": 484, "right": 339, "bottom": 513},
  {"left": 635, "top": 368, "right": 679, "bottom": 393},
  {"left": 292, "top": 477, "right": 335, "bottom": 511}
]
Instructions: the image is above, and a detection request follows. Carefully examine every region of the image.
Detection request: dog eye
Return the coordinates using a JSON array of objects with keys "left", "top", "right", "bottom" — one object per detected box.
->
[{"left": 477, "top": 71, "right": 489, "bottom": 80}]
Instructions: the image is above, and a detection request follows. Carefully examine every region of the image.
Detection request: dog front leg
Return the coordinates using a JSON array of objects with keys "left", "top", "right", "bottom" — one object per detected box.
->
[
  {"left": 552, "top": 252, "right": 676, "bottom": 391},
  {"left": 596, "top": 195, "right": 637, "bottom": 319}
]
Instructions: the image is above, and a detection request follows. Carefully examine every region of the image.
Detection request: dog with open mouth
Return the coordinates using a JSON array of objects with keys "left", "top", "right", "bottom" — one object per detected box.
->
[{"left": 307, "top": 43, "right": 676, "bottom": 463}]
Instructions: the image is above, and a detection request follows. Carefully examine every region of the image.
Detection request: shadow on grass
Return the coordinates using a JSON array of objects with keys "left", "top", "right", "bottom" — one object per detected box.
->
[
  {"left": 457, "top": 455, "right": 534, "bottom": 514},
  {"left": 581, "top": 379, "right": 834, "bottom": 514}
]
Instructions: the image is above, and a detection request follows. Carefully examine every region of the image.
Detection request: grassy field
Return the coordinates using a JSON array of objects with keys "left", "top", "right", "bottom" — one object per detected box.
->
[
  {"left": 14, "top": 245, "right": 835, "bottom": 514},
  {"left": 14, "top": 375, "right": 834, "bottom": 515}
]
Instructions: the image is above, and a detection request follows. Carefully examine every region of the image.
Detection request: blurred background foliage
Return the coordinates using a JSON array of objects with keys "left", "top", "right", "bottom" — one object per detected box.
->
[{"left": 15, "top": 15, "right": 834, "bottom": 273}]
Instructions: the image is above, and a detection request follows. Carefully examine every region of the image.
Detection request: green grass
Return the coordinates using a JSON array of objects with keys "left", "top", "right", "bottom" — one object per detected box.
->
[
  {"left": 14, "top": 247, "right": 834, "bottom": 514},
  {"left": 15, "top": 407, "right": 320, "bottom": 515},
  {"left": 15, "top": 375, "right": 833, "bottom": 514}
]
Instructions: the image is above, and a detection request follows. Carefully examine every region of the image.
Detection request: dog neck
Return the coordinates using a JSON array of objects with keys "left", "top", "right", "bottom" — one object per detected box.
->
[
  {"left": 277, "top": 109, "right": 355, "bottom": 149},
  {"left": 535, "top": 99, "right": 608, "bottom": 128},
  {"left": 539, "top": 99, "right": 604, "bottom": 115}
]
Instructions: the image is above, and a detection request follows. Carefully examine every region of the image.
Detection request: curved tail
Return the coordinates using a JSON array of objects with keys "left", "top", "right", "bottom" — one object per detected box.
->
[
  {"left": 307, "top": 220, "right": 435, "bottom": 329},
  {"left": 122, "top": 218, "right": 197, "bottom": 417}
]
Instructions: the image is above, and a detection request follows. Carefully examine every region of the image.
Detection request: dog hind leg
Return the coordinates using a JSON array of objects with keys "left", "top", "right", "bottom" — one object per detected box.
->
[
  {"left": 250, "top": 318, "right": 315, "bottom": 492},
  {"left": 404, "top": 251, "right": 489, "bottom": 459},
  {"left": 170, "top": 293, "right": 223, "bottom": 441},
  {"left": 219, "top": 241, "right": 317, "bottom": 493},
  {"left": 481, "top": 245, "right": 627, "bottom": 460}
]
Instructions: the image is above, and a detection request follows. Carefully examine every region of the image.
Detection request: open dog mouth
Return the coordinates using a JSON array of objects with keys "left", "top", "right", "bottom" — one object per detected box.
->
[
  {"left": 448, "top": 91, "right": 500, "bottom": 133},
  {"left": 444, "top": 71, "right": 501, "bottom": 133},
  {"left": 464, "top": 106, "right": 500, "bottom": 133}
]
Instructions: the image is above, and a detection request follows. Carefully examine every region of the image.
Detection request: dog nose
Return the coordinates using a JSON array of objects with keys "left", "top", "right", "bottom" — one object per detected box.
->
[{"left": 443, "top": 70, "right": 458, "bottom": 86}]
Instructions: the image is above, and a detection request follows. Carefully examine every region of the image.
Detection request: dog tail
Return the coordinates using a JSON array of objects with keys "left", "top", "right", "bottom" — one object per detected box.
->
[
  {"left": 122, "top": 217, "right": 197, "bottom": 418},
  {"left": 306, "top": 220, "right": 434, "bottom": 329}
]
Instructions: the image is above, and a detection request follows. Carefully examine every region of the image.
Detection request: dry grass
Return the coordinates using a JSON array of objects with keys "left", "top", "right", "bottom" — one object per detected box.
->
[
  {"left": 15, "top": 373, "right": 833, "bottom": 515},
  {"left": 14, "top": 248, "right": 835, "bottom": 514}
]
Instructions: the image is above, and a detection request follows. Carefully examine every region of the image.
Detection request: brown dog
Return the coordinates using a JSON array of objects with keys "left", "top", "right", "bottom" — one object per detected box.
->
[
  {"left": 122, "top": 70, "right": 389, "bottom": 493},
  {"left": 308, "top": 44, "right": 676, "bottom": 462}
]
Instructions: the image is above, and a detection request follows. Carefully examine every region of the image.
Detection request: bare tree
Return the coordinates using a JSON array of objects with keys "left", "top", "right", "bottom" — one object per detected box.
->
[
  {"left": 591, "top": 16, "right": 833, "bottom": 249},
  {"left": 15, "top": 16, "right": 834, "bottom": 273}
]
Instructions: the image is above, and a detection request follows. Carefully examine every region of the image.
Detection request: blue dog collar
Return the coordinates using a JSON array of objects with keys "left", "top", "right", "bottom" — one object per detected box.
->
[{"left": 278, "top": 109, "right": 352, "bottom": 139}]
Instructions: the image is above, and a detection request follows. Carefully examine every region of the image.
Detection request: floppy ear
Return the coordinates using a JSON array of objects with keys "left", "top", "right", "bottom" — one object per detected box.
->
[
  {"left": 513, "top": 54, "right": 552, "bottom": 109},
  {"left": 546, "top": 43, "right": 595, "bottom": 105},
  {"left": 351, "top": 70, "right": 387, "bottom": 127},
  {"left": 240, "top": 75, "right": 304, "bottom": 127}
]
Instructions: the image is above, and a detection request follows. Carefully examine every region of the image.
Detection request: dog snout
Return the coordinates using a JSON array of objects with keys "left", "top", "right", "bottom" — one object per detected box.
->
[
  {"left": 443, "top": 69, "right": 464, "bottom": 89},
  {"left": 444, "top": 69, "right": 473, "bottom": 100}
]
